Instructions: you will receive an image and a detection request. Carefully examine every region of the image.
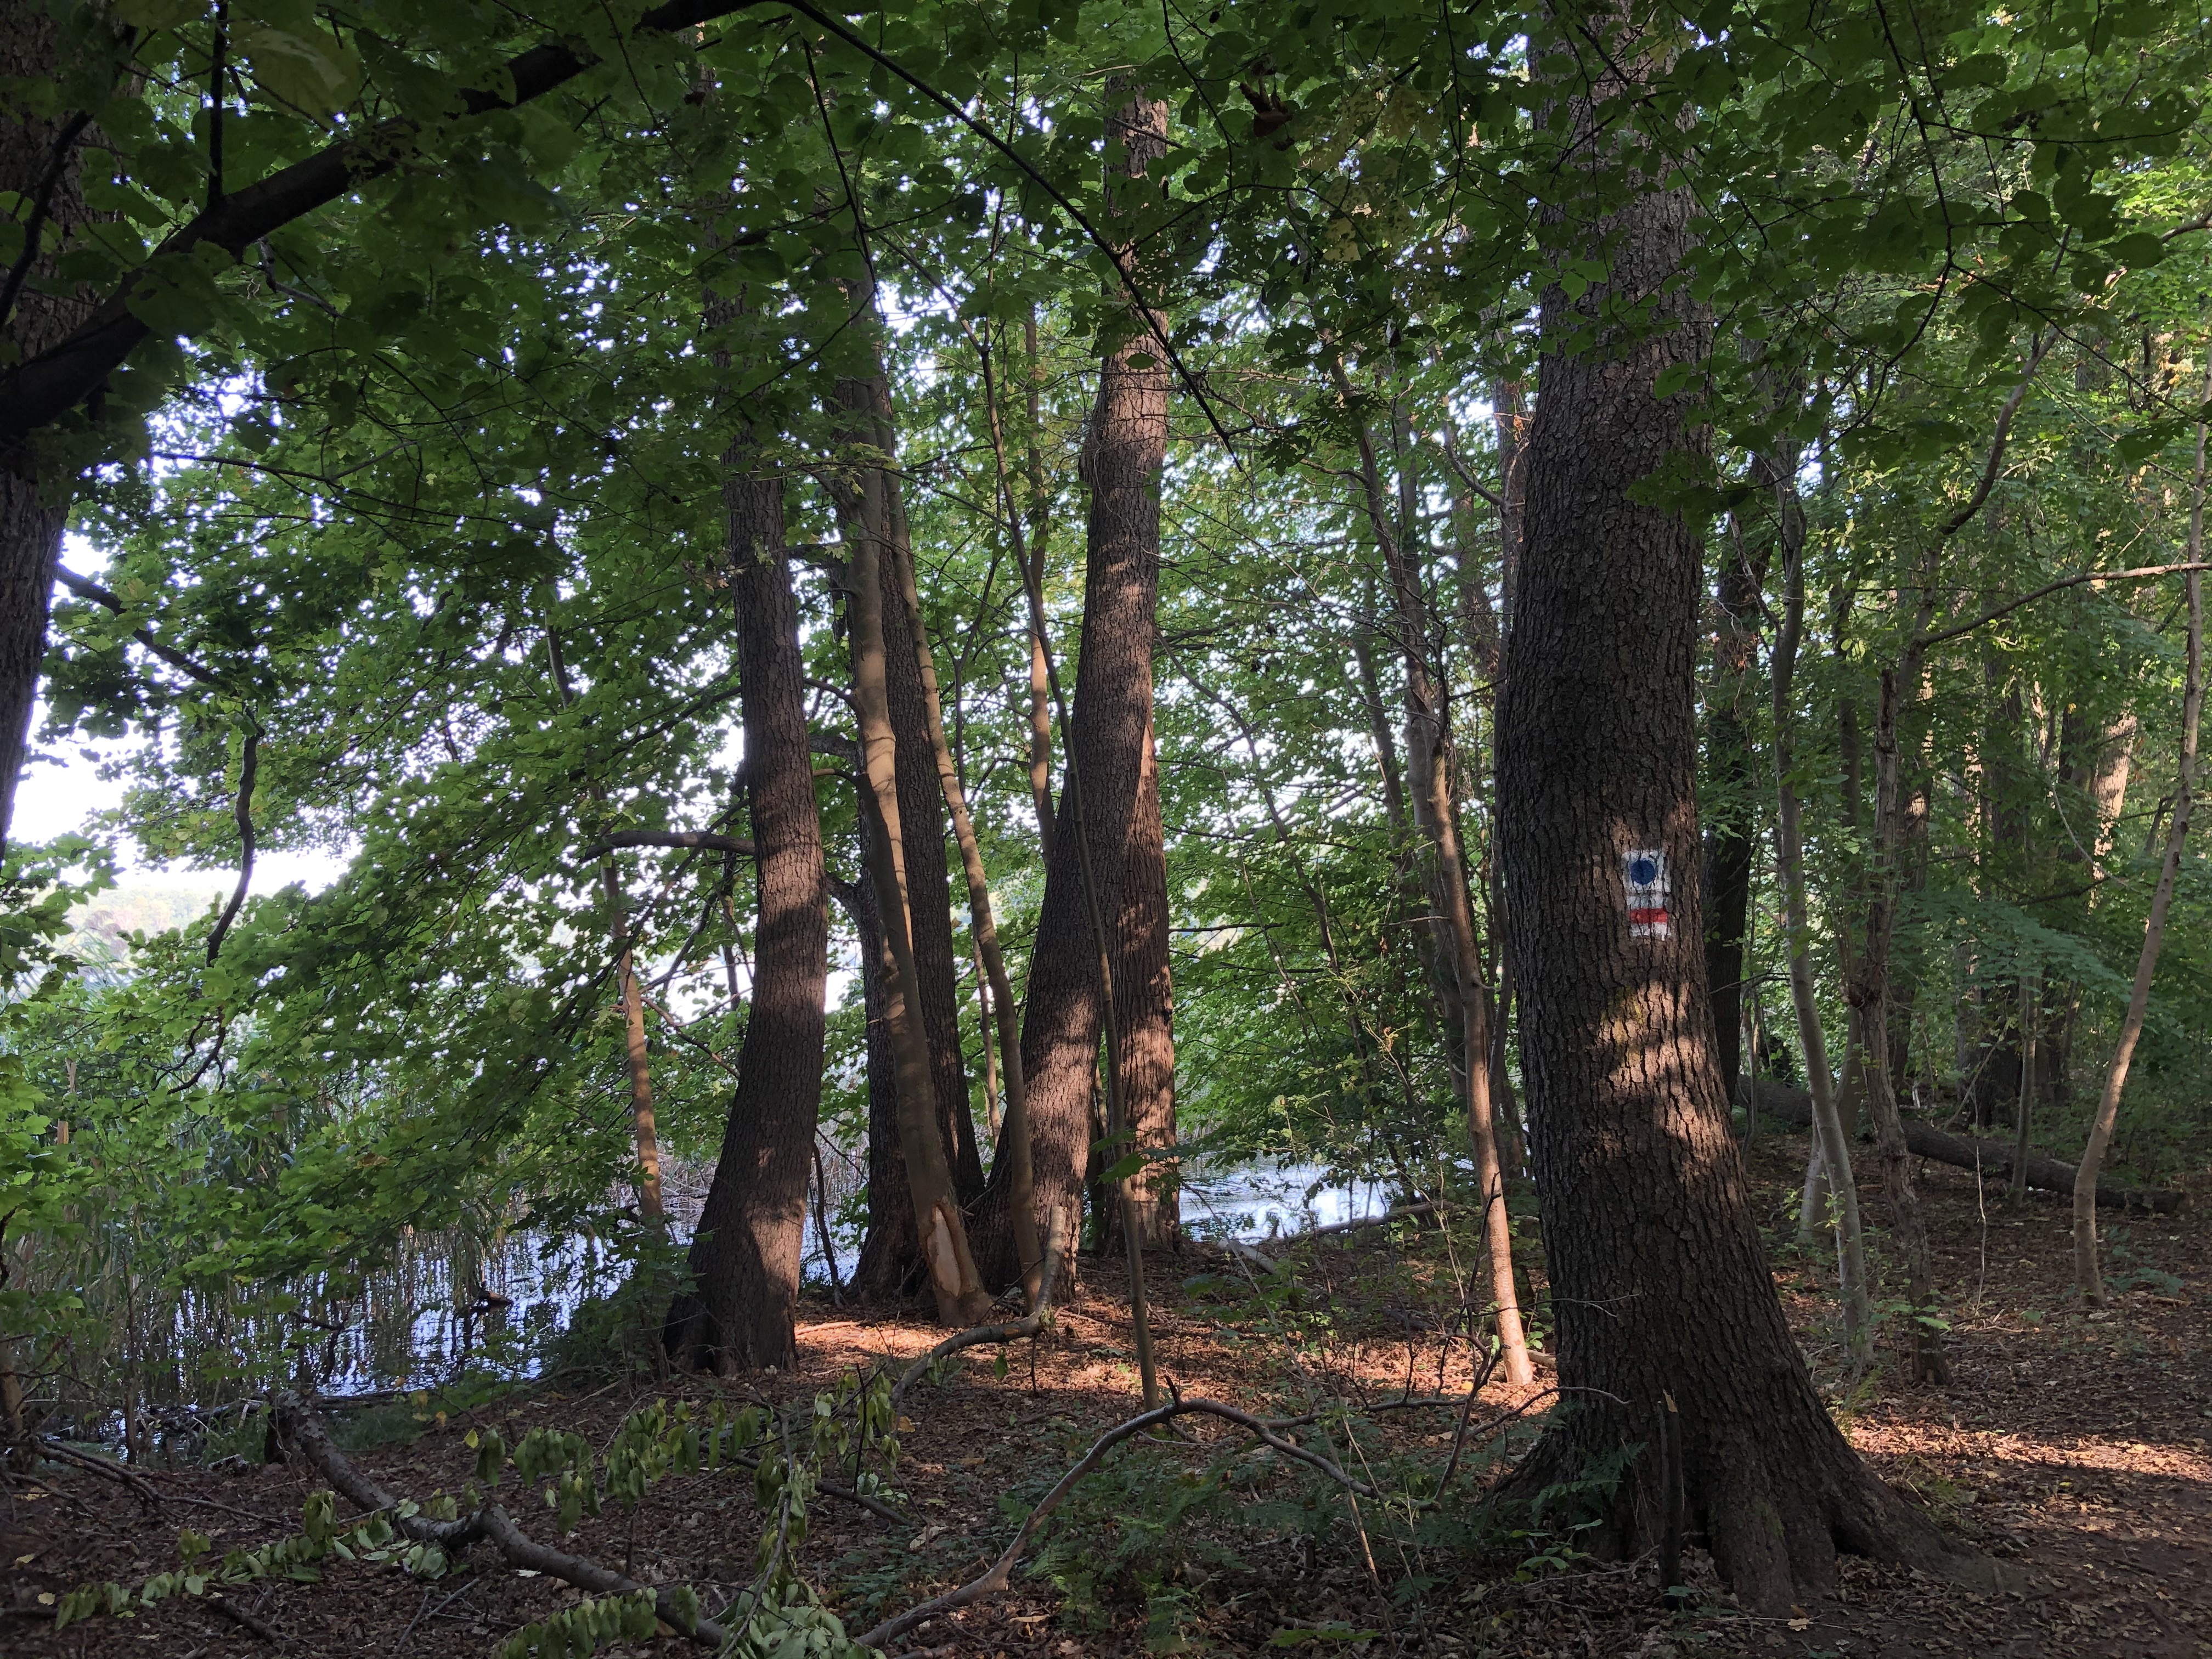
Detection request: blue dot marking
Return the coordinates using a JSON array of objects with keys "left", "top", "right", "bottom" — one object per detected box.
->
[{"left": 1628, "top": 856, "right": 1660, "bottom": 886}]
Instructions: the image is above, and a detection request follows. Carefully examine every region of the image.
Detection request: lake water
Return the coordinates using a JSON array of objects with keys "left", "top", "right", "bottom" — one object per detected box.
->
[{"left": 306, "top": 1160, "right": 1393, "bottom": 1397}]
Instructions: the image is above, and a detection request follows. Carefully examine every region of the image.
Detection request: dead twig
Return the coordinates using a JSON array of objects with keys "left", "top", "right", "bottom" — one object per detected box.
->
[
  {"left": 205, "top": 1593, "right": 284, "bottom": 1644},
  {"left": 35, "top": 1437, "right": 163, "bottom": 1510}
]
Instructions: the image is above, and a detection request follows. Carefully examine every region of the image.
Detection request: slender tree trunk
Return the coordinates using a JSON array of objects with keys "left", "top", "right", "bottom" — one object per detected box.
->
[
  {"left": 1335, "top": 357, "right": 1531, "bottom": 1385},
  {"left": 1021, "top": 309, "right": 1057, "bottom": 864},
  {"left": 2075, "top": 398, "right": 2205, "bottom": 1303},
  {"left": 0, "top": 7, "right": 99, "bottom": 855},
  {"left": 969, "top": 84, "right": 1173, "bottom": 1293},
  {"left": 605, "top": 871, "right": 667, "bottom": 1224},
  {"left": 1491, "top": 18, "right": 1984, "bottom": 1608},
  {"left": 846, "top": 458, "right": 991, "bottom": 1328},
  {"left": 882, "top": 493, "right": 1045, "bottom": 1294},
  {"left": 1767, "top": 448, "right": 1872, "bottom": 1363},
  {"left": 665, "top": 411, "right": 826, "bottom": 1374},
  {"left": 1705, "top": 517, "right": 1771, "bottom": 1107},
  {"left": 845, "top": 379, "right": 983, "bottom": 1203},
  {"left": 2010, "top": 970, "right": 2036, "bottom": 1206}
]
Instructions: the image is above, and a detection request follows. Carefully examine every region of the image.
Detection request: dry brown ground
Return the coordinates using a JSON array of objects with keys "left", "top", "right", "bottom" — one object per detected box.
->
[{"left": 3, "top": 1126, "right": 2206, "bottom": 1659}]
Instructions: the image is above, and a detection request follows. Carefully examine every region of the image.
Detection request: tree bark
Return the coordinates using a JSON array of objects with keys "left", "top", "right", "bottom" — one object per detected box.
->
[
  {"left": 832, "top": 373, "right": 983, "bottom": 1205},
  {"left": 0, "top": 4, "right": 99, "bottom": 855},
  {"left": 2075, "top": 394, "right": 2206, "bottom": 1302},
  {"left": 969, "top": 85, "right": 1175, "bottom": 1293},
  {"left": 881, "top": 491, "right": 1045, "bottom": 1294},
  {"left": 844, "top": 453, "right": 991, "bottom": 1328},
  {"left": 1491, "top": 19, "right": 1985, "bottom": 1609},
  {"left": 664, "top": 426, "right": 825, "bottom": 1374},
  {"left": 1107, "top": 713, "right": 1178, "bottom": 1249}
]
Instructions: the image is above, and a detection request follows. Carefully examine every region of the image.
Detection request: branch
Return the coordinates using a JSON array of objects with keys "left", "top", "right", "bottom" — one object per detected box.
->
[
  {"left": 769, "top": 0, "right": 1244, "bottom": 472},
  {"left": 1934, "top": 331, "right": 2053, "bottom": 540},
  {"left": 583, "top": 829, "right": 756, "bottom": 859},
  {"left": 891, "top": 1206, "right": 1070, "bottom": 1406},
  {"left": 1917, "top": 562, "right": 2212, "bottom": 651},
  {"left": 855, "top": 1392, "right": 1383, "bottom": 1651},
  {"left": 0, "top": 0, "right": 770, "bottom": 440},
  {"left": 205, "top": 717, "right": 260, "bottom": 963},
  {"left": 275, "top": 1394, "right": 729, "bottom": 1647},
  {"left": 53, "top": 566, "right": 227, "bottom": 687}
]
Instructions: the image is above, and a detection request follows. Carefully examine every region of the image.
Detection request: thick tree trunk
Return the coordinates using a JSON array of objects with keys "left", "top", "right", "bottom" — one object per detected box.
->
[
  {"left": 969, "top": 86, "right": 1174, "bottom": 1292},
  {"left": 846, "top": 868, "right": 918, "bottom": 1299},
  {"left": 0, "top": 6, "right": 99, "bottom": 855},
  {"left": 1491, "top": 20, "right": 1985, "bottom": 1610},
  {"left": 1107, "top": 714, "right": 1177, "bottom": 1248},
  {"left": 665, "top": 443, "right": 825, "bottom": 1374}
]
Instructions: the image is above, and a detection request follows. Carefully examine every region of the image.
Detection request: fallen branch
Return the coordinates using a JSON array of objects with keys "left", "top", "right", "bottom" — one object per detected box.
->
[
  {"left": 275, "top": 1395, "right": 729, "bottom": 1648},
  {"left": 36, "top": 1437, "right": 163, "bottom": 1509},
  {"left": 855, "top": 1392, "right": 1380, "bottom": 1651},
  {"left": 725, "top": 1450, "right": 906, "bottom": 1526},
  {"left": 205, "top": 1593, "right": 283, "bottom": 1644},
  {"left": 1739, "top": 1080, "right": 2182, "bottom": 1213},
  {"left": 892, "top": 1207, "right": 1070, "bottom": 1407}
]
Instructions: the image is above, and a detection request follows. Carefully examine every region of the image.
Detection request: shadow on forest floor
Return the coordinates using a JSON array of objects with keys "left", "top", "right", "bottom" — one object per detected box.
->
[{"left": 2, "top": 1127, "right": 2205, "bottom": 1658}]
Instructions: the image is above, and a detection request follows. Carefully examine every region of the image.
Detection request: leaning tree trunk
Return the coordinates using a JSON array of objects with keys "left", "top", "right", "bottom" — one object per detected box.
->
[
  {"left": 0, "top": 5, "right": 99, "bottom": 855},
  {"left": 969, "top": 84, "right": 1175, "bottom": 1290},
  {"left": 665, "top": 420, "right": 827, "bottom": 1375},
  {"left": 1490, "top": 17, "right": 1987, "bottom": 1611}
]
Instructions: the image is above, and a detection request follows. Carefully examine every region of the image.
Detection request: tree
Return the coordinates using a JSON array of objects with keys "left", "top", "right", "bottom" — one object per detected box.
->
[
  {"left": 1492, "top": 15, "right": 1989, "bottom": 1610},
  {"left": 664, "top": 388, "right": 826, "bottom": 1374}
]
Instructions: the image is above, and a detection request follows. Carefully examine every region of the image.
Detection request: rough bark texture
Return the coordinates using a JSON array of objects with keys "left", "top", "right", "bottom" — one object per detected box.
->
[
  {"left": 1105, "top": 715, "right": 1177, "bottom": 1248},
  {"left": 0, "top": 4, "right": 98, "bottom": 854},
  {"left": 1491, "top": 24, "right": 1983, "bottom": 1610},
  {"left": 847, "top": 868, "right": 921, "bottom": 1299},
  {"left": 970, "top": 87, "right": 1173, "bottom": 1290},
  {"left": 665, "top": 448, "right": 825, "bottom": 1375}
]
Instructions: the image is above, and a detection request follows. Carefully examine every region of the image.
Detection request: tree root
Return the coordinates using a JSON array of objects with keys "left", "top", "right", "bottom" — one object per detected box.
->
[{"left": 274, "top": 1395, "right": 730, "bottom": 1649}]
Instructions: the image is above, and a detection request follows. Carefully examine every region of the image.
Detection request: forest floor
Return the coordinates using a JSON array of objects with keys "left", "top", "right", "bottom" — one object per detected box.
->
[{"left": 3, "top": 1123, "right": 2208, "bottom": 1659}]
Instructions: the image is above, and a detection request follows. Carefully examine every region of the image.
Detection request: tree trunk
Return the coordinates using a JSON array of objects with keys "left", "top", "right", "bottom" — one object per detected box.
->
[
  {"left": 839, "top": 374, "right": 983, "bottom": 1204},
  {"left": 845, "top": 456, "right": 991, "bottom": 1328},
  {"left": 1334, "top": 355, "right": 1530, "bottom": 1385},
  {"left": 2075, "top": 398, "right": 2205, "bottom": 1303},
  {"left": 1491, "top": 19, "right": 1984, "bottom": 1609},
  {"left": 881, "top": 493, "right": 1045, "bottom": 1295},
  {"left": 969, "top": 84, "right": 1173, "bottom": 1293},
  {"left": 606, "top": 872, "right": 667, "bottom": 1225},
  {"left": 1703, "top": 516, "right": 1770, "bottom": 1107},
  {"left": 665, "top": 436, "right": 826, "bottom": 1374},
  {"left": 846, "top": 867, "right": 918, "bottom": 1299},
  {"left": 0, "top": 5, "right": 98, "bottom": 855},
  {"left": 1766, "top": 445, "right": 1871, "bottom": 1363},
  {"left": 1105, "top": 714, "right": 1178, "bottom": 1249}
]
